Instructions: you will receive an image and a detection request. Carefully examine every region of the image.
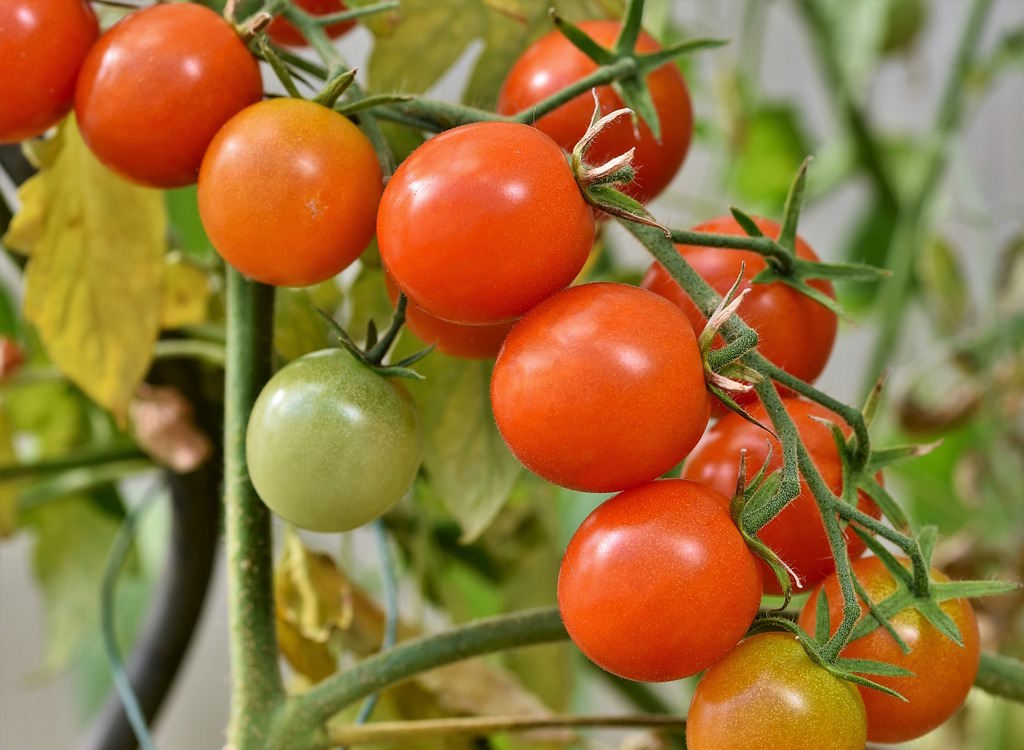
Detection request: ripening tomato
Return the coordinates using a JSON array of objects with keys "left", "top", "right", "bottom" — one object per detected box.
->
[
  {"left": 267, "top": 0, "right": 356, "bottom": 47},
  {"left": 798, "top": 557, "right": 980, "bottom": 743},
  {"left": 681, "top": 397, "right": 881, "bottom": 594},
  {"left": 687, "top": 632, "right": 867, "bottom": 750},
  {"left": 559, "top": 480, "right": 762, "bottom": 682},
  {"left": 377, "top": 121, "right": 595, "bottom": 325},
  {"left": 384, "top": 273, "right": 513, "bottom": 360},
  {"left": 246, "top": 349, "right": 422, "bottom": 532},
  {"left": 0, "top": 0, "right": 98, "bottom": 143},
  {"left": 74, "top": 4, "right": 263, "bottom": 187},
  {"left": 491, "top": 283, "right": 710, "bottom": 492},
  {"left": 497, "top": 20, "right": 692, "bottom": 203},
  {"left": 642, "top": 216, "right": 837, "bottom": 399},
  {"left": 198, "top": 98, "right": 382, "bottom": 287}
]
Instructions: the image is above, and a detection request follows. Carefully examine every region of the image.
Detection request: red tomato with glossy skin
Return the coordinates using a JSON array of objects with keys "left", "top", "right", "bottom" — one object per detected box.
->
[
  {"left": 74, "top": 4, "right": 262, "bottom": 188},
  {"left": 642, "top": 216, "right": 837, "bottom": 400},
  {"left": 267, "top": 0, "right": 356, "bottom": 47},
  {"left": 378, "top": 121, "right": 594, "bottom": 325},
  {"left": 0, "top": 0, "right": 98, "bottom": 143},
  {"left": 198, "top": 99, "right": 381, "bottom": 287},
  {"left": 687, "top": 632, "right": 867, "bottom": 750},
  {"left": 559, "top": 479, "right": 762, "bottom": 682},
  {"left": 798, "top": 557, "right": 981, "bottom": 743},
  {"left": 492, "top": 283, "right": 710, "bottom": 492},
  {"left": 384, "top": 273, "right": 513, "bottom": 360},
  {"left": 497, "top": 20, "right": 692, "bottom": 203},
  {"left": 681, "top": 397, "right": 881, "bottom": 594}
]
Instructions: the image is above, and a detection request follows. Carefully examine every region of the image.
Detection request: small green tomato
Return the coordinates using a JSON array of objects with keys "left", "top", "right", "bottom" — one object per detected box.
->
[{"left": 246, "top": 348, "right": 422, "bottom": 532}]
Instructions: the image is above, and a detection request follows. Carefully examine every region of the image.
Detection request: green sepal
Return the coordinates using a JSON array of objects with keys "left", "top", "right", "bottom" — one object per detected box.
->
[
  {"left": 612, "top": 0, "right": 645, "bottom": 56},
  {"left": 729, "top": 206, "right": 765, "bottom": 238},
  {"left": 861, "top": 373, "right": 887, "bottom": 428},
  {"left": 550, "top": 12, "right": 617, "bottom": 65},
  {"left": 834, "top": 671, "right": 908, "bottom": 701},
  {"left": 867, "top": 442, "right": 940, "bottom": 473},
  {"left": 613, "top": 76, "right": 662, "bottom": 142},
  {"left": 814, "top": 585, "right": 832, "bottom": 641},
  {"left": 915, "top": 597, "right": 964, "bottom": 647},
  {"left": 852, "top": 574, "right": 911, "bottom": 654},
  {"left": 313, "top": 67, "right": 358, "bottom": 108},
  {"left": 777, "top": 157, "right": 811, "bottom": 253},
  {"left": 256, "top": 35, "right": 303, "bottom": 99},
  {"left": 834, "top": 657, "right": 914, "bottom": 678},
  {"left": 858, "top": 476, "right": 910, "bottom": 531},
  {"left": 335, "top": 93, "right": 415, "bottom": 117},
  {"left": 916, "top": 525, "right": 938, "bottom": 566},
  {"left": 792, "top": 257, "right": 891, "bottom": 281},
  {"left": 933, "top": 579, "right": 1022, "bottom": 600},
  {"left": 851, "top": 525, "right": 914, "bottom": 586},
  {"left": 636, "top": 38, "right": 730, "bottom": 71}
]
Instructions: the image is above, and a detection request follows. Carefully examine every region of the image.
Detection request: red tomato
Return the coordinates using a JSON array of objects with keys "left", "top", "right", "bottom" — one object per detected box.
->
[
  {"left": 687, "top": 632, "right": 867, "bottom": 750},
  {"left": 497, "top": 20, "right": 692, "bottom": 203},
  {"left": 798, "top": 557, "right": 981, "bottom": 743},
  {"left": 198, "top": 98, "right": 381, "bottom": 287},
  {"left": 377, "top": 121, "right": 594, "bottom": 324},
  {"left": 267, "top": 0, "right": 356, "bottom": 47},
  {"left": 681, "top": 397, "right": 880, "bottom": 594},
  {"left": 642, "top": 216, "right": 837, "bottom": 400},
  {"left": 384, "top": 273, "right": 512, "bottom": 360},
  {"left": 74, "top": 4, "right": 263, "bottom": 188},
  {"left": 0, "top": 0, "right": 98, "bottom": 143},
  {"left": 559, "top": 479, "right": 762, "bottom": 681},
  {"left": 491, "top": 283, "right": 710, "bottom": 492}
]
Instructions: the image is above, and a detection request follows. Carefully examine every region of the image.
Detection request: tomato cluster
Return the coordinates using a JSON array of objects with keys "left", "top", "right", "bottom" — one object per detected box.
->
[{"left": 3, "top": 4, "right": 983, "bottom": 745}]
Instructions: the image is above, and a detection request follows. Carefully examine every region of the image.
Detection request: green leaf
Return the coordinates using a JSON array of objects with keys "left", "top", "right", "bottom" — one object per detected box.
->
[
  {"left": 3, "top": 119, "right": 166, "bottom": 420},
  {"left": 165, "top": 186, "right": 212, "bottom": 259},
  {"left": 728, "top": 104, "right": 812, "bottom": 208},
  {"left": 916, "top": 235, "right": 971, "bottom": 335},
  {"left": 400, "top": 347, "right": 523, "bottom": 542},
  {"left": 839, "top": 194, "right": 898, "bottom": 312}
]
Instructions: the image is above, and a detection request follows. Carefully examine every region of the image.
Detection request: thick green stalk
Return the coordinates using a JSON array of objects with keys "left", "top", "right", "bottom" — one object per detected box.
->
[
  {"left": 976, "top": 653, "right": 1024, "bottom": 703},
  {"left": 862, "top": 0, "right": 993, "bottom": 395},
  {"left": 267, "top": 608, "right": 566, "bottom": 750},
  {"left": 225, "top": 270, "right": 282, "bottom": 748}
]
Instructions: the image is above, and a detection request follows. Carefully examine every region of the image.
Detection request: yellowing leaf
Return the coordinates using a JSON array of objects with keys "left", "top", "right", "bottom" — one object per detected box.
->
[
  {"left": 0, "top": 405, "right": 18, "bottom": 536},
  {"left": 5, "top": 119, "right": 166, "bottom": 419},
  {"left": 160, "top": 252, "right": 210, "bottom": 329}
]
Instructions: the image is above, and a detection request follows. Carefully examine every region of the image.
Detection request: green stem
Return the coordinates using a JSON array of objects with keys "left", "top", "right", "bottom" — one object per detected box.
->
[
  {"left": 267, "top": 608, "right": 566, "bottom": 750},
  {"left": 669, "top": 227, "right": 794, "bottom": 272},
  {"left": 862, "top": 0, "right": 993, "bottom": 395},
  {"left": 512, "top": 57, "right": 637, "bottom": 124},
  {"left": 153, "top": 338, "right": 227, "bottom": 368},
  {"left": 0, "top": 445, "right": 145, "bottom": 481},
  {"left": 976, "top": 652, "right": 1024, "bottom": 703},
  {"left": 225, "top": 269, "right": 282, "bottom": 748}
]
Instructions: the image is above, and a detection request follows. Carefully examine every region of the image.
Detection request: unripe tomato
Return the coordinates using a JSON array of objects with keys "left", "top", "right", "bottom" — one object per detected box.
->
[
  {"left": 642, "top": 216, "right": 837, "bottom": 399},
  {"left": 497, "top": 20, "right": 693, "bottom": 203},
  {"left": 384, "top": 273, "right": 513, "bottom": 360},
  {"left": 377, "top": 121, "right": 595, "bottom": 325},
  {"left": 681, "top": 398, "right": 881, "bottom": 594},
  {"left": 687, "top": 632, "right": 867, "bottom": 750},
  {"left": 246, "top": 349, "right": 422, "bottom": 532},
  {"left": 74, "top": 4, "right": 263, "bottom": 188},
  {"left": 198, "top": 98, "right": 382, "bottom": 287},
  {"left": 267, "top": 0, "right": 356, "bottom": 47},
  {"left": 559, "top": 480, "right": 762, "bottom": 682},
  {"left": 0, "top": 0, "right": 98, "bottom": 143},
  {"left": 491, "top": 283, "right": 710, "bottom": 493},
  {"left": 798, "top": 557, "right": 980, "bottom": 743}
]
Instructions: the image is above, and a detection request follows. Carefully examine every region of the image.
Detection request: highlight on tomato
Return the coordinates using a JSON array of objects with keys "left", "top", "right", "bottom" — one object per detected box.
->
[
  {"left": 558, "top": 479, "right": 762, "bottom": 682},
  {"left": 491, "top": 282, "right": 710, "bottom": 493},
  {"left": 497, "top": 19, "right": 693, "bottom": 203}
]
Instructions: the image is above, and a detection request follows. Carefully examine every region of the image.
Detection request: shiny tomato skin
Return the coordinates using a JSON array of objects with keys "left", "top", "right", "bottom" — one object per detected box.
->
[
  {"left": 384, "top": 273, "right": 513, "bottom": 360},
  {"left": 491, "top": 282, "right": 710, "bottom": 492},
  {"left": 246, "top": 348, "right": 422, "bottom": 532},
  {"left": 558, "top": 479, "right": 762, "bottom": 682},
  {"left": 198, "top": 98, "right": 382, "bottom": 287},
  {"left": 377, "top": 121, "right": 595, "bottom": 325},
  {"left": 74, "top": 4, "right": 263, "bottom": 188},
  {"left": 798, "top": 557, "right": 981, "bottom": 743},
  {"left": 687, "top": 632, "right": 867, "bottom": 750},
  {"left": 497, "top": 20, "right": 692, "bottom": 203},
  {"left": 267, "top": 0, "right": 356, "bottom": 47},
  {"left": 681, "top": 397, "right": 881, "bottom": 594},
  {"left": 642, "top": 216, "right": 837, "bottom": 399},
  {"left": 0, "top": 0, "right": 98, "bottom": 143}
]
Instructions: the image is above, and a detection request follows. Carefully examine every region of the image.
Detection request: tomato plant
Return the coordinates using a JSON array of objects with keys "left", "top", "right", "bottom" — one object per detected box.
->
[
  {"left": 798, "top": 557, "right": 981, "bottom": 743},
  {"left": 497, "top": 19, "right": 692, "bottom": 203},
  {"left": 558, "top": 479, "right": 762, "bottom": 681},
  {"left": 682, "top": 397, "right": 880, "bottom": 593},
  {"left": 376, "top": 121, "right": 595, "bottom": 324},
  {"left": 246, "top": 348, "right": 422, "bottom": 532},
  {"left": 643, "top": 215, "right": 837, "bottom": 396},
  {"left": 491, "top": 282, "right": 710, "bottom": 492},
  {"left": 0, "top": 0, "right": 98, "bottom": 144},
  {"left": 687, "top": 632, "right": 867, "bottom": 750},
  {"left": 74, "top": 3, "right": 263, "bottom": 188},
  {"left": 198, "top": 98, "right": 382, "bottom": 287},
  {"left": 384, "top": 272, "right": 512, "bottom": 359},
  {"left": 267, "top": 0, "right": 356, "bottom": 46}
]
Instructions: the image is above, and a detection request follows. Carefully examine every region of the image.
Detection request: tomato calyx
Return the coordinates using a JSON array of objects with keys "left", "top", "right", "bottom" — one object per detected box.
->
[{"left": 315, "top": 301, "right": 432, "bottom": 381}]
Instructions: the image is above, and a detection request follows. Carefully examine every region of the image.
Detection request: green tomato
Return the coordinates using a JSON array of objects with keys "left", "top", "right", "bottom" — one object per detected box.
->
[{"left": 246, "top": 348, "right": 422, "bottom": 532}]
